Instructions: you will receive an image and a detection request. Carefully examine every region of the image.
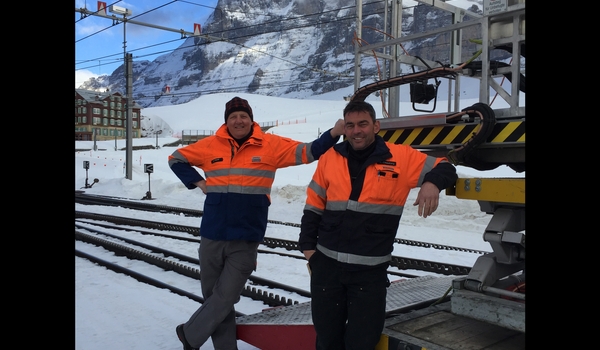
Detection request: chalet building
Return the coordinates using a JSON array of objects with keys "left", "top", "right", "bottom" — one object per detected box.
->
[{"left": 75, "top": 89, "right": 142, "bottom": 141}]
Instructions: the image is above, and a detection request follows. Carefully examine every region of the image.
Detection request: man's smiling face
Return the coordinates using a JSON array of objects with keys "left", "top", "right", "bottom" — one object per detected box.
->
[{"left": 344, "top": 110, "right": 380, "bottom": 150}]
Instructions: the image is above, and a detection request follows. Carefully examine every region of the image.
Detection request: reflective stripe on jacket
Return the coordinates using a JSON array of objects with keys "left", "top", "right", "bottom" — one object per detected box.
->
[
  {"left": 168, "top": 122, "right": 336, "bottom": 242},
  {"left": 299, "top": 136, "right": 453, "bottom": 268}
]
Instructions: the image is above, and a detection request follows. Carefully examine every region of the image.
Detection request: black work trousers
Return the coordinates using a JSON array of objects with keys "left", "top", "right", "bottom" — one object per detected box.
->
[{"left": 309, "top": 249, "right": 389, "bottom": 350}]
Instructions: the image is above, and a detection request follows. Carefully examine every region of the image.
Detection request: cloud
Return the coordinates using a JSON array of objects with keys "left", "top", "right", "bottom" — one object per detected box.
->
[{"left": 76, "top": 70, "right": 100, "bottom": 88}]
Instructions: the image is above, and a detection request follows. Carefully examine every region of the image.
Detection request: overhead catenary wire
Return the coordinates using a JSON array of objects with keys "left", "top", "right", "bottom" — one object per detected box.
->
[
  {"left": 75, "top": 1, "right": 386, "bottom": 96},
  {"left": 76, "top": 0, "right": 178, "bottom": 44},
  {"left": 76, "top": 1, "right": 358, "bottom": 68},
  {"left": 76, "top": 1, "right": 499, "bottom": 102},
  {"left": 76, "top": 3, "right": 372, "bottom": 72},
  {"left": 75, "top": 1, "right": 429, "bottom": 82}
]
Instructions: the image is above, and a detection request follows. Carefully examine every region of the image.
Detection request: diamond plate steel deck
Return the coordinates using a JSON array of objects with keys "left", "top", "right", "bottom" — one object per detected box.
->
[{"left": 236, "top": 275, "right": 455, "bottom": 325}]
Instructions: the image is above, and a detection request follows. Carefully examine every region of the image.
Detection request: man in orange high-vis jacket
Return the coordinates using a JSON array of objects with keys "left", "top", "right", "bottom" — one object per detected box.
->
[
  {"left": 169, "top": 96, "right": 345, "bottom": 350},
  {"left": 299, "top": 100, "right": 457, "bottom": 350}
]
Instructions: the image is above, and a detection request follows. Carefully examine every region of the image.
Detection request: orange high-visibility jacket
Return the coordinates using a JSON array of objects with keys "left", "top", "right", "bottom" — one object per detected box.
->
[
  {"left": 299, "top": 136, "right": 456, "bottom": 268},
  {"left": 168, "top": 122, "right": 339, "bottom": 242}
]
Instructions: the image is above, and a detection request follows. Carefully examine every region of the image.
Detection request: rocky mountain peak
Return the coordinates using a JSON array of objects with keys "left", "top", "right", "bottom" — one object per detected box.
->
[{"left": 79, "top": 0, "right": 493, "bottom": 108}]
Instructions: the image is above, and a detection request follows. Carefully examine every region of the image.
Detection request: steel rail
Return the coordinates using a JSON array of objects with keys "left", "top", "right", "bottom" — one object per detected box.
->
[
  {"left": 76, "top": 211, "right": 475, "bottom": 276},
  {"left": 76, "top": 229, "right": 308, "bottom": 306}
]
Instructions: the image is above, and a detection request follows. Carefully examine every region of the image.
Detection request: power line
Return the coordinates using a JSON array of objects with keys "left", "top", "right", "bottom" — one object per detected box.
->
[
  {"left": 75, "top": 0, "right": 122, "bottom": 24},
  {"left": 75, "top": 1, "right": 459, "bottom": 98},
  {"left": 75, "top": 1, "right": 386, "bottom": 68}
]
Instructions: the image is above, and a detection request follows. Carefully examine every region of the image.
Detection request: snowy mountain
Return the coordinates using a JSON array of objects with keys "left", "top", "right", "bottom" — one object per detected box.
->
[{"left": 79, "top": 0, "right": 490, "bottom": 108}]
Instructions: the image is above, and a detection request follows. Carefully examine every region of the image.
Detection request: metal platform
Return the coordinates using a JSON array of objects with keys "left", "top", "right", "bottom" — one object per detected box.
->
[
  {"left": 380, "top": 302, "right": 525, "bottom": 350},
  {"left": 236, "top": 275, "right": 456, "bottom": 350}
]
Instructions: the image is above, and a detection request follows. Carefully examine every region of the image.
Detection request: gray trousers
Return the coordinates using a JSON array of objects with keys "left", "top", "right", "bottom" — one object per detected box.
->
[{"left": 182, "top": 237, "right": 259, "bottom": 350}]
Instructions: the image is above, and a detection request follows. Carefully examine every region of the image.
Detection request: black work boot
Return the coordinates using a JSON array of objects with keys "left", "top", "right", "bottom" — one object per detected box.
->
[{"left": 176, "top": 324, "right": 199, "bottom": 350}]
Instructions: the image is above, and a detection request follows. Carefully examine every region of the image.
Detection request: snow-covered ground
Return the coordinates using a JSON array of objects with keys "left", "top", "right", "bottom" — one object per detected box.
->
[{"left": 75, "top": 91, "right": 523, "bottom": 349}]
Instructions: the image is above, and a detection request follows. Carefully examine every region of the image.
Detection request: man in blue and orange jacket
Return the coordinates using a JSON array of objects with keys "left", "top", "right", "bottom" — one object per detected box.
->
[
  {"left": 169, "top": 96, "right": 344, "bottom": 350},
  {"left": 299, "top": 100, "right": 458, "bottom": 350}
]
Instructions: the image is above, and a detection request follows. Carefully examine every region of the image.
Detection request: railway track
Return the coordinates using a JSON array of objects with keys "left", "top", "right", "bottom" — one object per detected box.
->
[
  {"left": 75, "top": 191, "right": 490, "bottom": 256},
  {"left": 75, "top": 209, "right": 480, "bottom": 276},
  {"left": 75, "top": 190, "right": 487, "bottom": 315},
  {"left": 75, "top": 225, "right": 309, "bottom": 312}
]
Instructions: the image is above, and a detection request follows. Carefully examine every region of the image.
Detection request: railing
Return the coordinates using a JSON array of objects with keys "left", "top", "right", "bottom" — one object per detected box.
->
[
  {"left": 180, "top": 119, "right": 307, "bottom": 144},
  {"left": 181, "top": 130, "right": 214, "bottom": 145}
]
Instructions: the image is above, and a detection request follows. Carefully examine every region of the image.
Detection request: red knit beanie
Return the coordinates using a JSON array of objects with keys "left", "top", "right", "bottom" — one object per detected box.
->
[{"left": 224, "top": 97, "right": 253, "bottom": 122}]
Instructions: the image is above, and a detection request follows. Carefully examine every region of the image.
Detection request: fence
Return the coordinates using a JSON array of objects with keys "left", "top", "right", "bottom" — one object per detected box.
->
[
  {"left": 180, "top": 118, "right": 307, "bottom": 144},
  {"left": 181, "top": 130, "right": 215, "bottom": 144},
  {"left": 272, "top": 118, "right": 307, "bottom": 126}
]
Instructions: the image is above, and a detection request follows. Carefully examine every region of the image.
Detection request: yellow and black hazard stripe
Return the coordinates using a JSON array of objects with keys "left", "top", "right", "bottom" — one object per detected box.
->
[{"left": 378, "top": 120, "right": 525, "bottom": 147}]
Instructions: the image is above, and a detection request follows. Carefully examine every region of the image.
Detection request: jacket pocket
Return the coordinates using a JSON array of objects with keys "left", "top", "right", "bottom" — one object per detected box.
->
[{"left": 372, "top": 165, "right": 400, "bottom": 201}]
